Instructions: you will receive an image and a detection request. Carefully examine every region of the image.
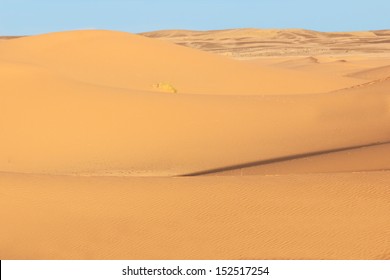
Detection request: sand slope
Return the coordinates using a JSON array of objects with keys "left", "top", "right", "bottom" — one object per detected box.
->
[
  {"left": 1, "top": 172, "right": 390, "bottom": 260},
  {"left": 1, "top": 31, "right": 389, "bottom": 176},
  {"left": 1, "top": 61, "right": 389, "bottom": 175},
  {"left": 208, "top": 143, "right": 390, "bottom": 176},
  {"left": 348, "top": 65, "right": 390, "bottom": 80},
  {"left": 1, "top": 29, "right": 390, "bottom": 260},
  {"left": 0, "top": 30, "right": 359, "bottom": 95}
]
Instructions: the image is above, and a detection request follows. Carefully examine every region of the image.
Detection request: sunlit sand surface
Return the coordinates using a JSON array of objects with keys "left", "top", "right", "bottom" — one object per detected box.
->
[{"left": 1, "top": 29, "right": 389, "bottom": 259}]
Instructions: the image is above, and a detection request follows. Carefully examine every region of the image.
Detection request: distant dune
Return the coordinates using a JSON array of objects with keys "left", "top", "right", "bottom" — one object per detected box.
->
[
  {"left": 348, "top": 64, "right": 390, "bottom": 80},
  {"left": 0, "top": 36, "right": 24, "bottom": 40},
  {"left": 141, "top": 28, "right": 390, "bottom": 58},
  {"left": 0, "top": 29, "right": 389, "bottom": 259}
]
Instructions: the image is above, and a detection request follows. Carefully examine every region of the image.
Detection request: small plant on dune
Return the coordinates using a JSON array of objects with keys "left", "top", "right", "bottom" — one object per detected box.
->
[{"left": 152, "top": 82, "right": 178, "bottom": 93}]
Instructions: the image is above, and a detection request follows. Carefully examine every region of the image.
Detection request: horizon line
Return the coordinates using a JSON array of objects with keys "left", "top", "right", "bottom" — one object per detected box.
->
[{"left": 2, "top": 27, "right": 390, "bottom": 37}]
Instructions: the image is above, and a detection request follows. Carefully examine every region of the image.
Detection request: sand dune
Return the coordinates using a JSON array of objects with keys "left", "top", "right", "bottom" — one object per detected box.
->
[
  {"left": 254, "top": 55, "right": 390, "bottom": 75},
  {"left": 0, "top": 36, "right": 23, "bottom": 41},
  {"left": 207, "top": 143, "right": 390, "bottom": 176},
  {"left": 0, "top": 30, "right": 359, "bottom": 95},
  {"left": 0, "top": 29, "right": 390, "bottom": 260},
  {"left": 1, "top": 59, "right": 389, "bottom": 175},
  {"left": 141, "top": 28, "right": 390, "bottom": 58},
  {"left": 348, "top": 64, "right": 390, "bottom": 80},
  {"left": 2, "top": 30, "right": 389, "bottom": 176},
  {"left": 272, "top": 56, "right": 321, "bottom": 68},
  {"left": 1, "top": 172, "right": 389, "bottom": 259}
]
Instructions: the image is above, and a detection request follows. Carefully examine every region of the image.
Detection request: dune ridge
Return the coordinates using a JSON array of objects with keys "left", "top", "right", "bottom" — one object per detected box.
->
[
  {"left": 183, "top": 141, "right": 390, "bottom": 176},
  {"left": 0, "top": 30, "right": 362, "bottom": 95}
]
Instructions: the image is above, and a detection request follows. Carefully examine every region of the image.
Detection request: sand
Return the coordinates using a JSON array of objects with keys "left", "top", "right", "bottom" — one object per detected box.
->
[
  {"left": 1, "top": 172, "right": 390, "bottom": 260},
  {"left": 141, "top": 28, "right": 390, "bottom": 58},
  {"left": 0, "top": 29, "right": 390, "bottom": 259}
]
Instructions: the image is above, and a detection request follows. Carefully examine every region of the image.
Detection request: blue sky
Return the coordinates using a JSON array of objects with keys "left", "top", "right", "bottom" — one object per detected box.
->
[{"left": 1, "top": 0, "right": 390, "bottom": 35}]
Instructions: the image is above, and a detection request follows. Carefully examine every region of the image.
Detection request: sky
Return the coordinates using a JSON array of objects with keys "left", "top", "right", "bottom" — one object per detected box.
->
[{"left": 1, "top": 0, "right": 390, "bottom": 35}]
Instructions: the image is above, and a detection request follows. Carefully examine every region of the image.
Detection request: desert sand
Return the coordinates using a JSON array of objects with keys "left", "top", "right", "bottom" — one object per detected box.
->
[
  {"left": 141, "top": 28, "right": 390, "bottom": 58},
  {"left": 0, "top": 29, "right": 389, "bottom": 259}
]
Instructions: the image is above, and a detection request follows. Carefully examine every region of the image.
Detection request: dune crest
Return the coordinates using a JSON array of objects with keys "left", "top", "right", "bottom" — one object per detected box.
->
[{"left": 0, "top": 30, "right": 363, "bottom": 95}]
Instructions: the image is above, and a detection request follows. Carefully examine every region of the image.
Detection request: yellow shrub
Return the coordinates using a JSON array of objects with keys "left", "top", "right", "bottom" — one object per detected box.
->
[{"left": 152, "top": 82, "right": 177, "bottom": 93}]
